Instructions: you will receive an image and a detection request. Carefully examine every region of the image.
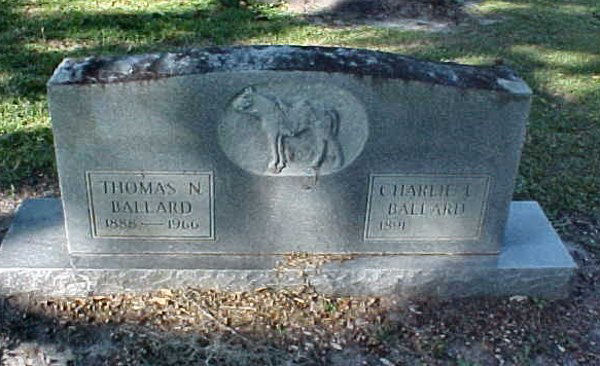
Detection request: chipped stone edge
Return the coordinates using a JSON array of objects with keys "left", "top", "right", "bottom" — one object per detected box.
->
[
  {"left": 47, "top": 45, "right": 532, "bottom": 97},
  {"left": 0, "top": 266, "right": 574, "bottom": 299}
]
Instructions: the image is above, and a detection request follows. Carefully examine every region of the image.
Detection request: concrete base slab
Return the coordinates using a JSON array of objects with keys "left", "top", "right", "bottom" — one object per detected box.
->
[{"left": 0, "top": 199, "right": 576, "bottom": 298}]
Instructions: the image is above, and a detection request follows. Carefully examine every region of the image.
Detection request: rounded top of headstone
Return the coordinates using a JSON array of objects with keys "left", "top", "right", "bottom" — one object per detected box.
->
[{"left": 48, "top": 45, "right": 531, "bottom": 96}]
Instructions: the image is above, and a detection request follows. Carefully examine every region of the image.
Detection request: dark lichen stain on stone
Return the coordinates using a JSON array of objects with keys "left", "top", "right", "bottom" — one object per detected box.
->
[{"left": 48, "top": 45, "right": 526, "bottom": 94}]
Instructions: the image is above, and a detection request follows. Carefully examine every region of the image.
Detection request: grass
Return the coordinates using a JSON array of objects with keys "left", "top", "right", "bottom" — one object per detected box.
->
[{"left": 0, "top": 0, "right": 599, "bottom": 216}]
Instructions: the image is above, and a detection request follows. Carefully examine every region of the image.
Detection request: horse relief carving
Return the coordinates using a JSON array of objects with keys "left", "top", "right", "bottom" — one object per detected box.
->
[
  {"left": 232, "top": 86, "right": 344, "bottom": 173},
  {"left": 219, "top": 82, "right": 368, "bottom": 177}
]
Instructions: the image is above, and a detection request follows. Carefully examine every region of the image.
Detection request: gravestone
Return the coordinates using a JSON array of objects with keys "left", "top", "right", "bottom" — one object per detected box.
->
[{"left": 0, "top": 46, "right": 575, "bottom": 297}]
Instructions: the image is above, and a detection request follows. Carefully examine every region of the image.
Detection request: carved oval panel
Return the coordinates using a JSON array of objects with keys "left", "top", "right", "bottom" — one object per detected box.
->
[{"left": 219, "top": 82, "right": 368, "bottom": 176}]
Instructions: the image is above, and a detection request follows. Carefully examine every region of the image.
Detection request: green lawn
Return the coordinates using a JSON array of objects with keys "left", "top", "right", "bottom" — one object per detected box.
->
[{"left": 1, "top": 0, "right": 599, "bottom": 220}]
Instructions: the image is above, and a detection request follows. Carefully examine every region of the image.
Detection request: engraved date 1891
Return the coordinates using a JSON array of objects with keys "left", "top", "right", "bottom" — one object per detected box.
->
[{"left": 379, "top": 219, "right": 406, "bottom": 231}]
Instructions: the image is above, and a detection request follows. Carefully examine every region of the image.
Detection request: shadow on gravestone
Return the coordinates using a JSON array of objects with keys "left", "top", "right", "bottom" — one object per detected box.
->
[{"left": 0, "top": 45, "right": 576, "bottom": 299}]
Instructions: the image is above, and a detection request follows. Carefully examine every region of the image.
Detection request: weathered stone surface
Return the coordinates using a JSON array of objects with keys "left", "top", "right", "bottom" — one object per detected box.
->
[
  {"left": 48, "top": 46, "right": 527, "bottom": 92},
  {"left": 48, "top": 46, "right": 531, "bottom": 255},
  {"left": 0, "top": 199, "right": 576, "bottom": 298}
]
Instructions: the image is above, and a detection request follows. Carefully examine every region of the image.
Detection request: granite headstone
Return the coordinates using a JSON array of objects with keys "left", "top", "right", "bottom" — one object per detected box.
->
[
  {"left": 0, "top": 46, "right": 576, "bottom": 297},
  {"left": 48, "top": 46, "right": 529, "bottom": 256}
]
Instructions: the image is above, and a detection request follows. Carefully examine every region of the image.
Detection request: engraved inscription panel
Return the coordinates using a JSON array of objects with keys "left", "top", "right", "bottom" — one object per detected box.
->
[
  {"left": 86, "top": 171, "right": 214, "bottom": 239},
  {"left": 365, "top": 175, "right": 490, "bottom": 241},
  {"left": 219, "top": 82, "right": 368, "bottom": 176}
]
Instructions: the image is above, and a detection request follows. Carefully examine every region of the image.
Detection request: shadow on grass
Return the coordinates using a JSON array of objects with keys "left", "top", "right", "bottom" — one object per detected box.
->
[
  {"left": 0, "top": 127, "right": 55, "bottom": 187},
  {"left": 0, "top": 1, "right": 302, "bottom": 188},
  {"left": 0, "top": 1, "right": 598, "bottom": 195},
  {"left": 320, "top": 0, "right": 600, "bottom": 215},
  {"left": 304, "top": 0, "right": 465, "bottom": 21},
  {"left": 0, "top": 2, "right": 302, "bottom": 100}
]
